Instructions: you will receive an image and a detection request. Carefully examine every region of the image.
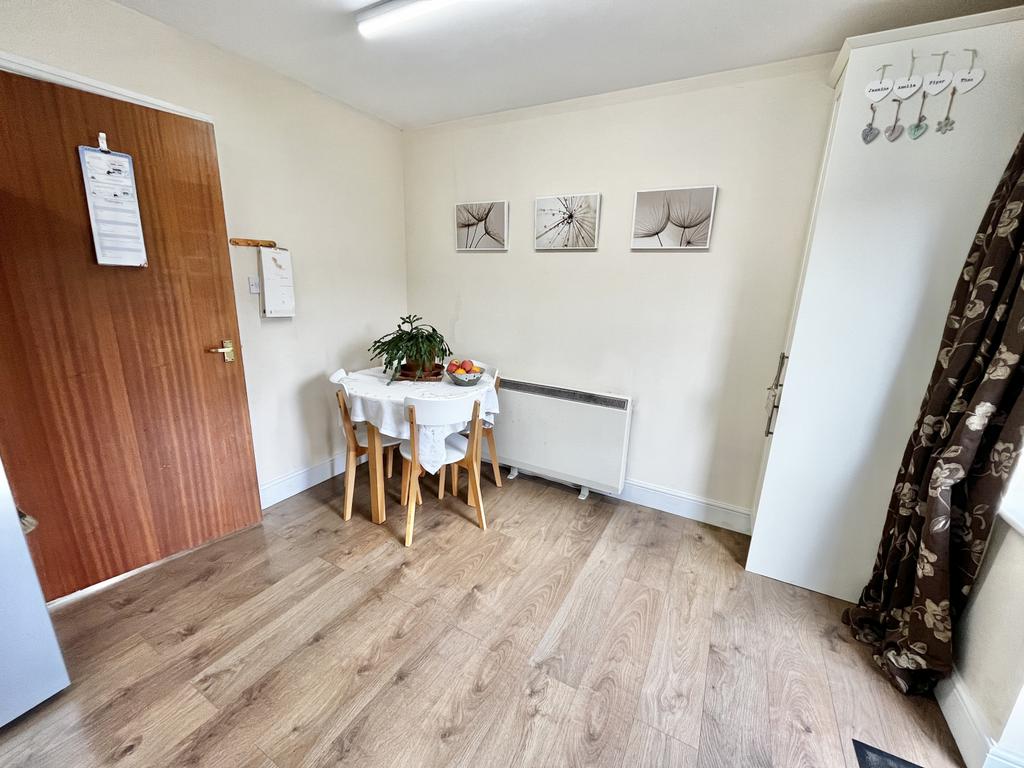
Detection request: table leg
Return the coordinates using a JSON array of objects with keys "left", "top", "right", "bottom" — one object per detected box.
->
[{"left": 367, "top": 424, "right": 386, "bottom": 524}]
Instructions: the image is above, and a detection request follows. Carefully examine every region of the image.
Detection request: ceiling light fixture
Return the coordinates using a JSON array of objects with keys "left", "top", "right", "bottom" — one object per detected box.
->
[{"left": 356, "top": 0, "right": 460, "bottom": 39}]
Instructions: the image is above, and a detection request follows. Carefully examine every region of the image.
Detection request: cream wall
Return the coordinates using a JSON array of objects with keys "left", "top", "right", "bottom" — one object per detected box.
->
[
  {"left": 958, "top": 518, "right": 1024, "bottom": 740},
  {"left": 402, "top": 57, "right": 834, "bottom": 512},
  {"left": 0, "top": 0, "right": 408, "bottom": 503},
  {"left": 954, "top": 461, "right": 1024, "bottom": 761}
]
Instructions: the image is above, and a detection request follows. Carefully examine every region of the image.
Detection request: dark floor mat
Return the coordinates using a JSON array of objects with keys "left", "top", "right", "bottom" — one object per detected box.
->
[{"left": 853, "top": 740, "right": 924, "bottom": 768}]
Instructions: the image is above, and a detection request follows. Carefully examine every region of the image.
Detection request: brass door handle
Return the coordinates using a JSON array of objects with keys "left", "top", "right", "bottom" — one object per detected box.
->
[{"left": 207, "top": 339, "right": 236, "bottom": 362}]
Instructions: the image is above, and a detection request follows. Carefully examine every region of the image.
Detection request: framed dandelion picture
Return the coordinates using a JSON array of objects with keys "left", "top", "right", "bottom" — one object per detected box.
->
[
  {"left": 535, "top": 193, "right": 601, "bottom": 250},
  {"left": 631, "top": 186, "right": 718, "bottom": 250},
  {"left": 455, "top": 200, "right": 508, "bottom": 251}
]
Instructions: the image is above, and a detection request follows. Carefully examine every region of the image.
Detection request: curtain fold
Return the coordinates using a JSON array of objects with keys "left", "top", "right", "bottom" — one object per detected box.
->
[{"left": 845, "top": 132, "right": 1024, "bottom": 695}]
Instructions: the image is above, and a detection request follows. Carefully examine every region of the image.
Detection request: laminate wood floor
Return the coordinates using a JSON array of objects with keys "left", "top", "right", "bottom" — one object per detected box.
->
[{"left": 0, "top": 470, "right": 965, "bottom": 768}]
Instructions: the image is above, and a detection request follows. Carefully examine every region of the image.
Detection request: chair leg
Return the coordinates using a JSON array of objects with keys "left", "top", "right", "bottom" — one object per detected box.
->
[
  {"left": 386, "top": 446, "right": 395, "bottom": 479},
  {"left": 451, "top": 463, "right": 459, "bottom": 496},
  {"left": 343, "top": 449, "right": 357, "bottom": 521},
  {"left": 467, "top": 459, "right": 487, "bottom": 531},
  {"left": 467, "top": 464, "right": 477, "bottom": 508},
  {"left": 400, "top": 459, "right": 409, "bottom": 506},
  {"left": 485, "top": 428, "right": 502, "bottom": 487},
  {"left": 438, "top": 464, "right": 446, "bottom": 500},
  {"left": 405, "top": 472, "right": 419, "bottom": 547}
]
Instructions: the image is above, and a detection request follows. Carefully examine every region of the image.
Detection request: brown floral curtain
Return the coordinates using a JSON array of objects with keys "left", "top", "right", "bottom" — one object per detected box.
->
[{"left": 845, "top": 132, "right": 1024, "bottom": 695}]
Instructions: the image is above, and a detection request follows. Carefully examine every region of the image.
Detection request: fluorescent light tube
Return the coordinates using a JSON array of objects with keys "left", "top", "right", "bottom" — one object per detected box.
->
[{"left": 357, "top": 0, "right": 459, "bottom": 38}]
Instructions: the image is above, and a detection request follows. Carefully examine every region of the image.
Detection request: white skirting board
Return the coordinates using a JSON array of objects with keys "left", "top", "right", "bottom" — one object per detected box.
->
[
  {"left": 259, "top": 453, "right": 366, "bottom": 509},
  {"left": 608, "top": 479, "right": 752, "bottom": 535},
  {"left": 262, "top": 450, "right": 753, "bottom": 533},
  {"left": 936, "top": 670, "right": 998, "bottom": 768},
  {"left": 479, "top": 440, "right": 752, "bottom": 535}
]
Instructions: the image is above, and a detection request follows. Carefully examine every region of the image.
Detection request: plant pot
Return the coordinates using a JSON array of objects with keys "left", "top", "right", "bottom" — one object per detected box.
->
[{"left": 397, "top": 361, "right": 444, "bottom": 382}]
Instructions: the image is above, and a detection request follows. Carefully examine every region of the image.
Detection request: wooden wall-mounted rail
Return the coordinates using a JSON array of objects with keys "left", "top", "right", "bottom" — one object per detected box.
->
[{"left": 229, "top": 238, "right": 277, "bottom": 248}]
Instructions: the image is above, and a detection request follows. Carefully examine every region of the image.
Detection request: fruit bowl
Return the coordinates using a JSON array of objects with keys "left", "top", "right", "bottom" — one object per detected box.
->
[
  {"left": 448, "top": 369, "right": 483, "bottom": 386},
  {"left": 445, "top": 358, "right": 484, "bottom": 386}
]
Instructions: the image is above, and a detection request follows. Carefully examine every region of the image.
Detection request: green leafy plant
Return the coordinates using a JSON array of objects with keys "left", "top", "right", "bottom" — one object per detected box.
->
[{"left": 368, "top": 314, "right": 452, "bottom": 380}]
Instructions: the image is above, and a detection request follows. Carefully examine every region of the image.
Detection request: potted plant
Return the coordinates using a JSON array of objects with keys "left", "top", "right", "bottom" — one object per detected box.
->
[{"left": 368, "top": 314, "right": 452, "bottom": 381}]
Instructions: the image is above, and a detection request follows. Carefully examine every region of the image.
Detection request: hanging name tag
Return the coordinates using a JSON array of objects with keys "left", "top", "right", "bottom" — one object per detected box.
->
[
  {"left": 864, "top": 78, "right": 894, "bottom": 102},
  {"left": 923, "top": 71, "right": 953, "bottom": 96},
  {"left": 893, "top": 75, "right": 922, "bottom": 100},
  {"left": 954, "top": 68, "right": 985, "bottom": 94},
  {"left": 78, "top": 145, "right": 148, "bottom": 267}
]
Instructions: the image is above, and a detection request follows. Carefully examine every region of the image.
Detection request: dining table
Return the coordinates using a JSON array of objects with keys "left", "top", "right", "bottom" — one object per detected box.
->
[{"left": 338, "top": 366, "right": 500, "bottom": 523}]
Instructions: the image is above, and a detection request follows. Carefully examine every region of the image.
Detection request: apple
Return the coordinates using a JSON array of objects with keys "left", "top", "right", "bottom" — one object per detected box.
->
[
  {"left": 461, "top": 358, "right": 474, "bottom": 371},
  {"left": 446, "top": 361, "right": 459, "bottom": 373}
]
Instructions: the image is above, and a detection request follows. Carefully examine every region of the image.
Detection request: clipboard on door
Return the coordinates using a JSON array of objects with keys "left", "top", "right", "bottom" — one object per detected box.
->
[{"left": 78, "top": 132, "right": 148, "bottom": 267}]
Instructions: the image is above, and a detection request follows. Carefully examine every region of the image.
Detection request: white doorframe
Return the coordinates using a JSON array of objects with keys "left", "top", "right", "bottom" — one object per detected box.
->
[{"left": 0, "top": 50, "right": 212, "bottom": 123}]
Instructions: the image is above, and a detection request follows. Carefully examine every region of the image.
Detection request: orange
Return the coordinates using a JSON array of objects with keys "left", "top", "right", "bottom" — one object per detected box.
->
[{"left": 455, "top": 368, "right": 467, "bottom": 374}]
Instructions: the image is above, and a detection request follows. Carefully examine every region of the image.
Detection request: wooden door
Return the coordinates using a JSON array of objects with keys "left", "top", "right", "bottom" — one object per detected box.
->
[{"left": 0, "top": 70, "right": 261, "bottom": 600}]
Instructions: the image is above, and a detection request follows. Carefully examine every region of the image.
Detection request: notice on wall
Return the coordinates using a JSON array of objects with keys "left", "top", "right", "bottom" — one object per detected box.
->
[
  {"left": 78, "top": 146, "right": 148, "bottom": 267},
  {"left": 258, "top": 246, "right": 295, "bottom": 318}
]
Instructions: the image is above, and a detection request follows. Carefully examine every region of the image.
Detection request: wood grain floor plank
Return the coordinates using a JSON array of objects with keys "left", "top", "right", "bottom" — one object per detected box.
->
[
  {"left": 460, "top": 661, "right": 577, "bottom": 768},
  {"left": 0, "top": 475, "right": 966, "bottom": 768},
  {"left": 528, "top": 505, "right": 646, "bottom": 688},
  {"left": 267, "top": 600, "right": 451, "bottom": 768},
  {"left": 287, "top": 624, "right": 481, "bottom": 767},
  {"left": 555, "top": 578, "right": 665, "bottom": 768},
  {"left": 621, "top": 719, "right": 698, "bottom": 768},
  {"left": 145, "top": 556, "right": 339, "bottom": 657},
  {"left": 766, "top": 625, "right": 846, "bottom": 768},
  {"left": 637, "top": 527, "right": 720, "bottom": 748},
  {"left": 0, "top": 634, "right": 164, "bottom": 767},
  {"left": 696, "top": 611, "right": 772, "bottom": 768},
  {"left": 822, "top": 614, "right": 965, "bottom": 768},
  {"left": 191, "top": 568, "right": 380, "bottom": 705}
]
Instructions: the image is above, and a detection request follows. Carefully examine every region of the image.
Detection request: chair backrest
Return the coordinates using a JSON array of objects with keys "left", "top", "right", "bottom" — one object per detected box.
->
[
  {"left": 404, "top": 396, "right": 482, "bottom": 469},
  {"left": 332, "top": 375, "right": 358, "bottom": 447},
  {"left": 403, "top": 392, "right": 481, "bottom": 426}
]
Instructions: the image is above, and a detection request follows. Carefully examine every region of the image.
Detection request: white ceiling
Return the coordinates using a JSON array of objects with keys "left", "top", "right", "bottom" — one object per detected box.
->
[{"left": 113, "top": 0, "right": 1017, "bottom": 127}]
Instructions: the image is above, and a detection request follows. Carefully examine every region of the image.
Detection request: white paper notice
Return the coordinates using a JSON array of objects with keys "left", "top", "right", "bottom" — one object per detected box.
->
[
  {"left": 258, "top": 247, "right": 295, "bottom": 318},
  {"left": 78, "top": 146, "right": 148, "bottom": 267}
]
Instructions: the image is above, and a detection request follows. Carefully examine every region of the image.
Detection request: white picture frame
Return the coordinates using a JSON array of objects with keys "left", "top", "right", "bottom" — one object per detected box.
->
[
  {"left": 534, "top": 193, "right": 601, "bottom": 250},
  {"left": 630, "top": 185, "right": 718, "bottom": 250},
  {"left": 455, "top": 200, "right": 508, "bottom": 251}
]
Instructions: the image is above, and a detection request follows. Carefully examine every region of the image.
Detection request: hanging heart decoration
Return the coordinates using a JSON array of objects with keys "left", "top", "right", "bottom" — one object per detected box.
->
[
  {"left": 923, "top": 71, "right": 953, "bottom": 96},
  {"left": 884, "top": 123, "right": 904, "bottom": 142},
  {"left": 862, "top": 125, "right": 880, "bottom": 144},
  {"left": 893, "top": 75, "right": 923, "bottom": 101},
  {"left": 865, "top": 78, "right": 894, "bottom": 102},
  {"left": 908, "top": 93, "right": 928, "bottom": 140},
  {"left": 954, "top": 68, "right": 985, "bottom": 93}
]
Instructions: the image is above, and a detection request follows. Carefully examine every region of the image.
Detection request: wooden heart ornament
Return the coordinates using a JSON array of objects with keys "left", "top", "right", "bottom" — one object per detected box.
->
[
  {"left": 865, "top": 78, "right": 894, "bottom": 102},
  {"left": 954, "top": 68, "right": 985, "bottom": 93},
  {"left": 923, "top": 70, "right": 953, "bottom": 96},
  {"left": 893, "top": 75, "right": 922, "bottom": 101}
]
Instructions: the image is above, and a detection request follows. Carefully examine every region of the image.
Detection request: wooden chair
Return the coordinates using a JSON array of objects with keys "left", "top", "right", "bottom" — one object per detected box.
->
[
  {"left": 329, "top": 369, "right": 399, "bottom": 521},
  {"left": 399, "top": 394, "right": 486, "bottom": 547},
  {"left": 483, "top": 376, "right": 502, "bottom": 487},
  {"left": 453, "top": 371, "right": 502, "bottom": 492}
]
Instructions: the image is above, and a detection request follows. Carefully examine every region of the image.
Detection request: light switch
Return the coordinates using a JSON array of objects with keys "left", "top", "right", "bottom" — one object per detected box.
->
[{"left": 248, "top": 276, "right": 260, "bottom": 294}]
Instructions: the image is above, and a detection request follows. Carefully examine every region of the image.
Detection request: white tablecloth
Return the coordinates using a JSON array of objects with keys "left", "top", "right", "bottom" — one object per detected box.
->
[{"left": 340, "top": 366, "right": 499, "bottom": 473}]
